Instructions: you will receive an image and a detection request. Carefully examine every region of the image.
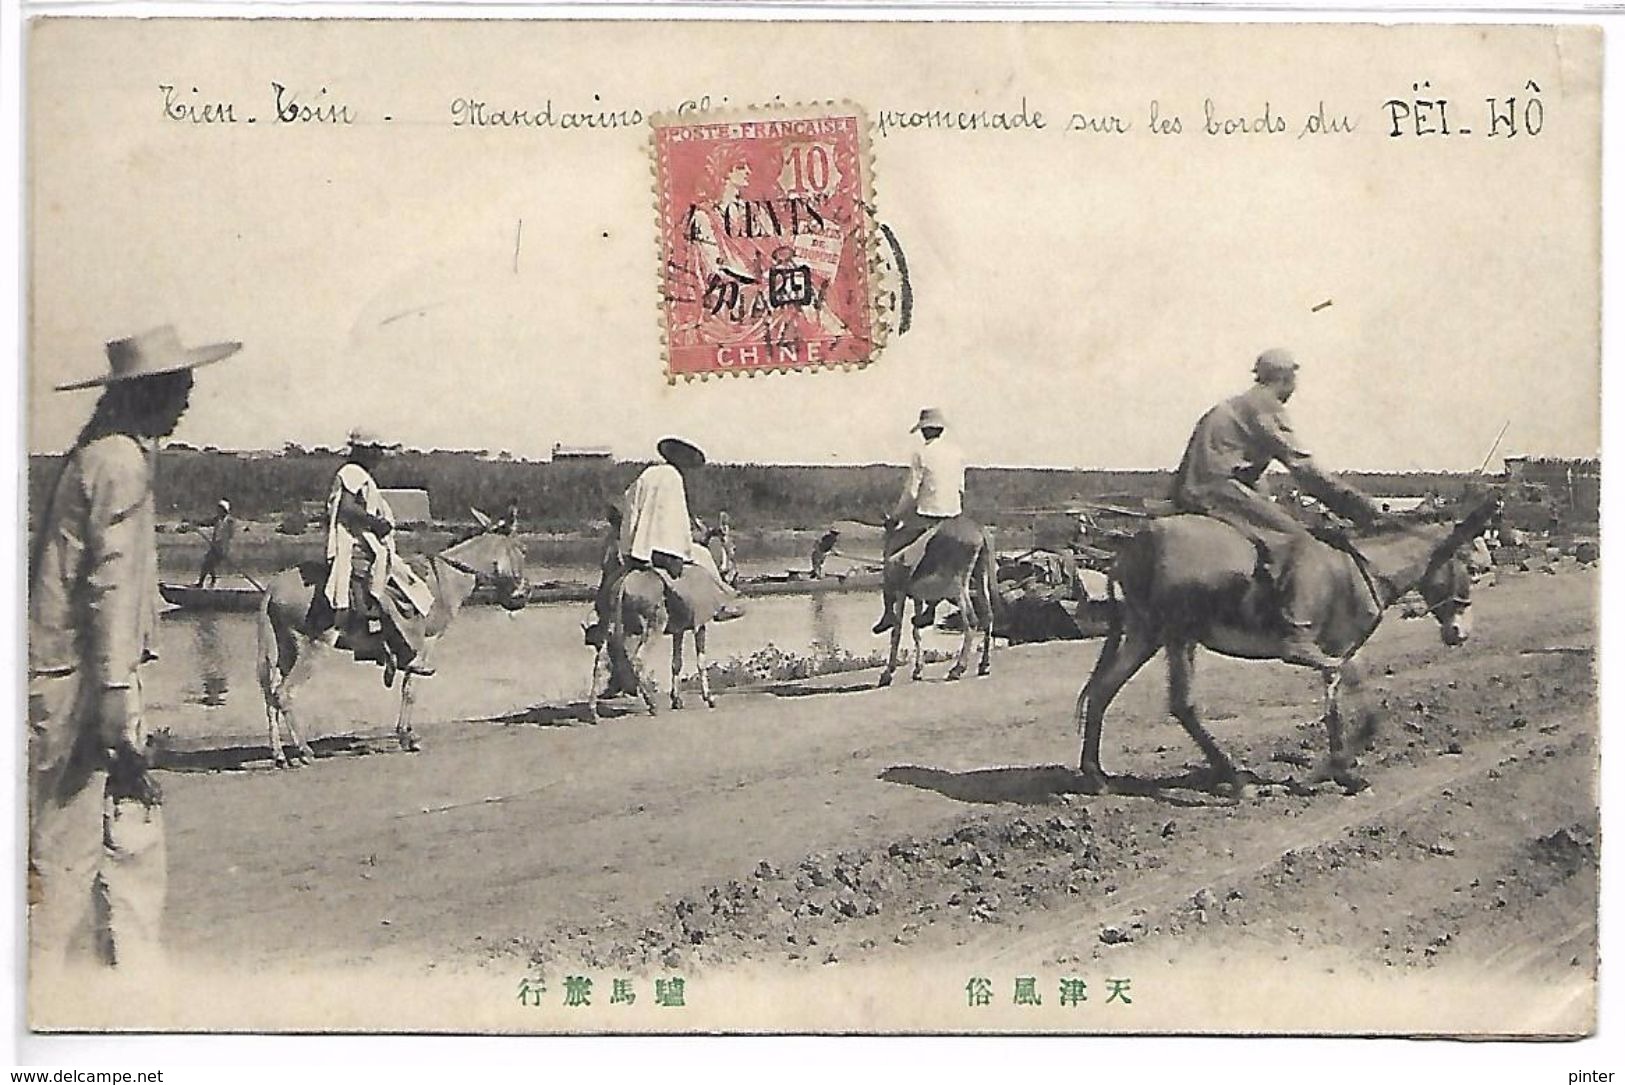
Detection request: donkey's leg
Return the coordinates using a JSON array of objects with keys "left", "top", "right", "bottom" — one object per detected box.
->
[
  {"left": 910, "top": 602, "right": 926, "bottom": 681},
  {"left": 1167, "top": 642, "right": 1249, "bottom": 798},
  {"left": 1341, "top": 659, "right": 1380, "bottom": 756},
  {"left": 946, "top": 585, "right": 976, "bottom": 680},
  {"left": 1312, "top": 661, "right": 1371, "bottom": 794},
  {"left": 670, "top": 630, "right": 686, "bottom": 711},
  {"left": 975, "top": 549, "right": 996, "bottom": 677},
  {"left": 276, "top": 637, "right": 321, "bottom": 767},
  {"left": 261, "top": 657, "right": 289, "bottom": 769},
  {"left": 258, "top": 617, "right": 295, "bottom": 768},
  {"left": 695, "top": 624, "right": 715, "bottom": 708},
  {"left": 1077, "top": 618, "right": 1160, "bottom": 790},
  {"left": 975, "top": 590, "right": 994, "bottom": 678},
  {"left": 264, "top": 694, "right": 288, "bottom": 769},
  {"left": 879, "top": 595, "right": 904, "bottom": 687},
  {"left": 396, "top": 673, "right": 422, "bottom": 753},
  {"left": 1075, "top": 618, "right": 1122, "bottom": 740},
  {"left": 586, "top": 643, "right": 610, "bottom": 723},
  {"left": 632, "top": 628, "right": 660, "bottom": 716}
]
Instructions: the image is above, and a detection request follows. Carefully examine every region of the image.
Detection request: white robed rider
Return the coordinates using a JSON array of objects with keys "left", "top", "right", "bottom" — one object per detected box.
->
[{"left": 321, "top": 428, "right": 437, "bottom": 677}]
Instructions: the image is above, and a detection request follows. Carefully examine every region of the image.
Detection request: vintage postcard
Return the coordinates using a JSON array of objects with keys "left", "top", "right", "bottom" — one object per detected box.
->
[{"left": 21, "top": 17, "right": 1601, "bottom": 1037}]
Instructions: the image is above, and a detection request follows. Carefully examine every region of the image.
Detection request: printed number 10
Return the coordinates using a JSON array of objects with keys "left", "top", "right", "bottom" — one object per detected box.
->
[{"left": 787, "top": 144, "right": 832, "bottom": 193}]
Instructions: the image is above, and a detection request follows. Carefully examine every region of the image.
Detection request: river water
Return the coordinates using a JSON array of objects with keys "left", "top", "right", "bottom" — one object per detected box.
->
[{"left": 147, "top": 586, "right": 970, "bottom": 746}]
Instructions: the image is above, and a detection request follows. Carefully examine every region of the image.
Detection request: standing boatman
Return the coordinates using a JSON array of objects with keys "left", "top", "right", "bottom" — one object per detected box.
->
[{"left": 195, "top": 498, "right": 236, "bottom": 588}]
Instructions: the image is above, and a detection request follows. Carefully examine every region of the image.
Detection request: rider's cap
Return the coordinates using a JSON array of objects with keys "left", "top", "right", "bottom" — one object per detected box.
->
[
  {"left": 1254, "top": 348, "right": 1299, "bottom": 381},
  {"left": 911, "top": 407, "right": 949, "bottom": 432}
]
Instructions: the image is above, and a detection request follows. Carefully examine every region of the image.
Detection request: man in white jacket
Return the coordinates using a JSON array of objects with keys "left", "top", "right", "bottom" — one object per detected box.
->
[
  {"left": 874, "top": 407, "right": 966, "bottom": 633},
  {"left": 618, "top": 437, "right": 741, "bottom": 619}
]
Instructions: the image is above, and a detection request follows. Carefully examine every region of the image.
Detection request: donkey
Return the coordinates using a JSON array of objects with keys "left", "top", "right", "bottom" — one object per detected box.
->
[
  {"left": 256, "top": 509, "right": 528, "bottom": 765},
  {"left": 584, "top": 517, "right": 735, "bottom": 720},
  {"left": 585, "top": 562, "right": 731, "bottom": 720},
  {"left": 876, "top": 518, "right": 999, "bottom": 687},
  {"left": 1075, "top": 495, "right": 1499, "bottom": 797}
]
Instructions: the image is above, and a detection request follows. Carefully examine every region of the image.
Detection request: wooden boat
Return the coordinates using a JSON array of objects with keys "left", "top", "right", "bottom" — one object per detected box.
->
[
  {"left": 736, "top": 570, "right": 882, "bottom": 597},
  {"left": 159, "top": 583, "right": 262, "bottom": 612}
]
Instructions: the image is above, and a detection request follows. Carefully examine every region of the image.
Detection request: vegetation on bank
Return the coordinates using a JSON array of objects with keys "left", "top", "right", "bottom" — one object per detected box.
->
[
  {"left": 695, "top": 643, "right": 957, "bottom": 692},
  {"left": 27, "top": 448, "right": 1488, "bottom": 534}
]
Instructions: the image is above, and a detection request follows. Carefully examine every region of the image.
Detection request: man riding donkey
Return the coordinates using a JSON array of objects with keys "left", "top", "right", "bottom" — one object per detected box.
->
[
  {"left": 616, "top": 438, "right": 742, "bottom": 609},
  {"left": 311, "top": 429, "right": 437, "bottom": 684},
  {"left": 1076, "top": 347, "right": 1492, "bottom": 796},
  {"left": 872, "top": 408, "right": 997, "bottom": 684},
  {"left": 1171, "top": 348, "right": 1388, "bottom": 668},
  {"left": 874, "top": 407, "right": 967, "bottom": 634},
  {"left": 586, "top": 436, "right": 743, "bottom": 708}
]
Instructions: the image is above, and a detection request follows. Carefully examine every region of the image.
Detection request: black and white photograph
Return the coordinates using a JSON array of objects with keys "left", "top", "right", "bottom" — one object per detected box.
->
[{"left": 16, "top": 15, "right": 1604, "bottom": 1041}]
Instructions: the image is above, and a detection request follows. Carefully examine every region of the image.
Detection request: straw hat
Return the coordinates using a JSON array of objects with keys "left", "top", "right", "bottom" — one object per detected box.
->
[
  {"left": 54, "top": 325, "right": 242, "bottom": 391},
  {"left": 657, "top": 436, "right": 706, "bottom": 468}
]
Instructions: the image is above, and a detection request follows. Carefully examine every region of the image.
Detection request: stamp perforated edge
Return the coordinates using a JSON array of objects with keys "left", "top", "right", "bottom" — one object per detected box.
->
[{"left": 649, "top": 100, "right": 888, "bottom": 385}]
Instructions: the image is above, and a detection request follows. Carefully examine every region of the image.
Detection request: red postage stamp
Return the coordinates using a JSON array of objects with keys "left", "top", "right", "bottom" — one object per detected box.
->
[{"left": 654, "top": 106, "right": 878, "bottom": 381}]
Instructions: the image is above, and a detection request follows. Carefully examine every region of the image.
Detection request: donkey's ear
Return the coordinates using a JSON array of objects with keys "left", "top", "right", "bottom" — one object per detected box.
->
[
  {"left": 470, "top": 507, "right": 493, "bottom": 530},
  {"left": 1448, "top": 491, "right": 1503, "bottom": 549}
]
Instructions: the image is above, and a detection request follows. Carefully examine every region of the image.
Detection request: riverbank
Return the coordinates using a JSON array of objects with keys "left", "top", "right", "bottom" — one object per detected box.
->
[{"left": 156, "top": 520, "right": 850, "bottom": 578}]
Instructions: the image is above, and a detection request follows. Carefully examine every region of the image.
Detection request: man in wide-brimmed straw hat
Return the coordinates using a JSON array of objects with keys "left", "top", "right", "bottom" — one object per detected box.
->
[
  {"left": 317, "top": 427, "right": 436, "bottom": 680},
  {"left": 873, "top": 407, "right": 966, "bottom": 633},
  {"left": 614, "top": 436, "right": 742, "bottom": 619},
  {"left": 1171, "top": 348, "right": 1384, "bottom": 658},
  {"left": 30, "top": 325, "right": 242, "bottom": 972}
]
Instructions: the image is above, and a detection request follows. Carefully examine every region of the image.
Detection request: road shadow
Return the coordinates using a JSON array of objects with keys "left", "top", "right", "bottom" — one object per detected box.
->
[
  {"left": 881, "top": 763, "right": 1293, "bottom": 809},
  {"left": 880, "top": 763, "right": 1096, "bottom": 806},
  {"left": 153, "top": 732, "right": 404, "bottom": 772},
  {"left": 481, "top": 699, "right": 640, "bottom": 726},
  {"left": 763, "top": 681, "right": 879, "bottom": 699}
]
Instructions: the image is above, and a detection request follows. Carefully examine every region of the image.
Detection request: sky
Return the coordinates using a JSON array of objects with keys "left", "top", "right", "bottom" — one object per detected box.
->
[{"left": 25, "top": 20, "right": 1602, "bottom": 470}]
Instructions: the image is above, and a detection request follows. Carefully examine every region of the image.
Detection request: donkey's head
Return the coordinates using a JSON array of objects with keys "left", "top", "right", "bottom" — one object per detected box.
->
[
  {"left": 445, "top": 507, "right": 530, "bottom": 610},
  {"left": 1415, "top": 493, "right": 1502, "bottom": 647}
]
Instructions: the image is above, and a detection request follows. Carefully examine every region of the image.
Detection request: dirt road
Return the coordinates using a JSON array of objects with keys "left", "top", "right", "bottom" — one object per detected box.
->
[{"left": 152, "top": 567, "right": 1597, "bottom": 1033}]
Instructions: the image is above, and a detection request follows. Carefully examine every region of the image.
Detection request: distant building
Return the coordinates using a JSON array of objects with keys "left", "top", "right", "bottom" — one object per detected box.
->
[
  {"left": 1502, "top": 455, "right": 1600, "bottom": 522},
  {"left": 551, "top": 443, "right": 615, "bottom": 462}
]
